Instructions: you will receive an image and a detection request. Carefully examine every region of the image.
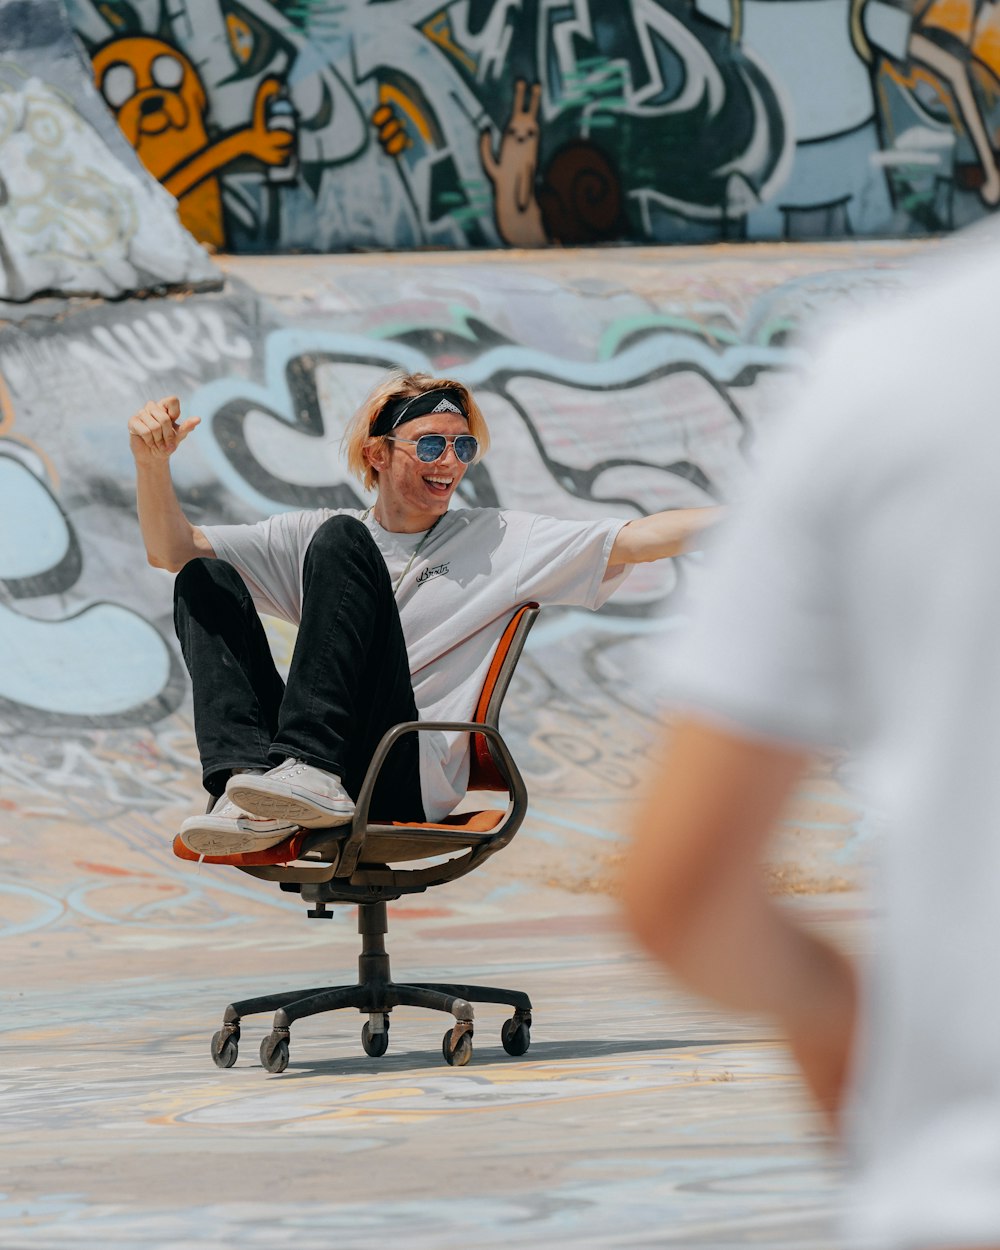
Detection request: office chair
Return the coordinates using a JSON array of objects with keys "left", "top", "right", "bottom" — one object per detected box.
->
[{"left": 173, "top": 602, "right": 539, "bottom": 1073}]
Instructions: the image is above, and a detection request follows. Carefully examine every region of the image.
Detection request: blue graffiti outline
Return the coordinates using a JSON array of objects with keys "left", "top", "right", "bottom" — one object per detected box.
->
[
  {"left": 190, "top": 330, "right": 430, "bottom": 514},
  {"left": 0, "top": 448, "right": 182, "bottom": 727},
  {"left": 190, "top": 326, "right": 796, "bottom": 516},
  {"left": 0, "top": 884, "right": 65, "bottom": 938}
]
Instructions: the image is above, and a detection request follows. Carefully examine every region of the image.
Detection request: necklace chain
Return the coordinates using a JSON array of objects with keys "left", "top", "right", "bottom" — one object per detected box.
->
[{"left": 363, "top": 508, "right": 444, "bottom": 597}]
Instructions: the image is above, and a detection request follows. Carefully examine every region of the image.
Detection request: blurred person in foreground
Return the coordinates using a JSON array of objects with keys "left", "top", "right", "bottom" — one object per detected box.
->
[{"left": 623, "top": 246, "right": 1000, "bottom": 1250}]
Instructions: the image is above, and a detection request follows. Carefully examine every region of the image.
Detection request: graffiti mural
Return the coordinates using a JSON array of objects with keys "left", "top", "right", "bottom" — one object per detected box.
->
[
  {"left": 0, "top": 430, "right": 183, "bottom": 731},
  {"left": 64, "top": 0, "right": 1000, "bottom": 249},
  {"left": 88, "top": 37, "right": 296, "bottom": 251},
  {"left": 0, "top": 245, "right": 915, "bottom": 783},
  {"left": 705, "top": 0, "right": 1000, "bottom": 237},
  {"left": 876, "top": 0, "right": 1000, "bottom": 230}
]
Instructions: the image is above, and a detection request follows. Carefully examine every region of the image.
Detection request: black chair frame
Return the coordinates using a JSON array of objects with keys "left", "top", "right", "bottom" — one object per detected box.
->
[{"left": 202, "top": 604, "right": 539, "bottom": 1074}]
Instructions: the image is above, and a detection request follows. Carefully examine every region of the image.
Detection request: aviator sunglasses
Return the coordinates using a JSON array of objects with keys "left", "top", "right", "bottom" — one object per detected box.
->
[{"left": 386, "top": 433, "right": 479, "bottom": 464}]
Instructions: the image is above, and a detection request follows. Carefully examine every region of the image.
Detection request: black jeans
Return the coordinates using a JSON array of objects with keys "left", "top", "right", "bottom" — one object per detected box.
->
[{"left": 173, "top": 515, "right": 425, "bottom": 822}]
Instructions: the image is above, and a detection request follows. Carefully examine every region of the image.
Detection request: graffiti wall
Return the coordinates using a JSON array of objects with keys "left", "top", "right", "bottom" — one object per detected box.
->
[
  {"left": 0, "top": 244, "right": 922, "bottom": 837},
  {"left": 63, "top": 0, "right": 1000, "bottom": 252}
]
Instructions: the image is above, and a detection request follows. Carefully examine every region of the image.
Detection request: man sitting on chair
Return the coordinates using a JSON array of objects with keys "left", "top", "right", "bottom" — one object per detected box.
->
[{"left": 128, "top": 371, "right": 719, "bottom": 856}]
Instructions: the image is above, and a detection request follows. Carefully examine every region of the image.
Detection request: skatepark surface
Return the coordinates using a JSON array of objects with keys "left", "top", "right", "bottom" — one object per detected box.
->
[{"left": 0, "top": 237, "right": 938, "bottom": 1248}]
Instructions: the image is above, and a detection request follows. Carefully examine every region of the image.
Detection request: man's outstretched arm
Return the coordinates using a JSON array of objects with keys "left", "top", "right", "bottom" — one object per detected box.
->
[
  {"left": 129, "top": 395, "right": 215, "bottom": 573},
  {"left": 622, "top": 715, "right": 858, "bottom": 1128},
  {"left": 610, "top": 507, "right": 723, "bottom": 564}
]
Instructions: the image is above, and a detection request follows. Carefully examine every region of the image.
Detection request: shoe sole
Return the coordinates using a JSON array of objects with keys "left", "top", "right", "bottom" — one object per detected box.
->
[
  {"left": 179, "top": 827, "right": 293, "bottom": 856},
  {"left": 227, "top": 781, "right": 354, "bottom": 829}
]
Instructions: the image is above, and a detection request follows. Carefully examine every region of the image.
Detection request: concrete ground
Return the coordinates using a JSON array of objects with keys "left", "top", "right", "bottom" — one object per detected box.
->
[
  {"left": 2, "top": 696, "right": 869, "bottom": 1247},
  {"left": 1, "top": 240, "right": 925, "bottom": 1248},
  {"left": 3, "top": 871, "right": 866, "bottom": 1248}
]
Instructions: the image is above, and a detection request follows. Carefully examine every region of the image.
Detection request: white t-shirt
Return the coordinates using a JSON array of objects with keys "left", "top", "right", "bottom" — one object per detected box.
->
[
  {"left": 664, "top": 251, "right": 1000, "bottom": 1248},
  {"left": 201, "top": 507, "right": 631, "bottom": 820}
]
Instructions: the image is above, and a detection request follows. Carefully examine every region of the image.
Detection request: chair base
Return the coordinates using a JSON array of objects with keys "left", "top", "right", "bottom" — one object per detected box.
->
[{"left": 209, "top": 900, "right": 532, "bottom": 1073}]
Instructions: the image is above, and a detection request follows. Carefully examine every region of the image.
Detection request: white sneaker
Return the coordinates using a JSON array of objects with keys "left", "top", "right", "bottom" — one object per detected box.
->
[
  {"left": 179, "top": 796, "right": 301, "bottom": 856},
  {"left": 226, "top": 758, "right": 355, "bottom": 829}
]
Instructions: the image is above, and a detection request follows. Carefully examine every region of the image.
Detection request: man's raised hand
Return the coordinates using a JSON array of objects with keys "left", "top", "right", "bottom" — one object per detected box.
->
[{"left": 128, "top": 397, "right": 201, "bottom": 463}]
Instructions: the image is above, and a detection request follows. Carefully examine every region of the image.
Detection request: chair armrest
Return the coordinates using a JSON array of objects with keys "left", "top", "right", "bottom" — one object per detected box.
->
[{"left": 337, "top": 719, "right": 524, "bottom": 879}]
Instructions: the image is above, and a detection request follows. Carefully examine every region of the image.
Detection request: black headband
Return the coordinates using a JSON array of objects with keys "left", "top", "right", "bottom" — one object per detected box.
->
[{"left": 370, "top": 387, "right": 468, "bottom": 437}]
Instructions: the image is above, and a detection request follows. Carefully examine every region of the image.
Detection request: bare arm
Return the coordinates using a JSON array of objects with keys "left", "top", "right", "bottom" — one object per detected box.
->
[
  {"left": 622, "top": 716, "right": 858, "bottom": 1129},
  {"left": 129, "top": 396, "right": 214, "bottom": 572},
  {"left": 610, "top": 506, "right": 723, "bottom": 565}
]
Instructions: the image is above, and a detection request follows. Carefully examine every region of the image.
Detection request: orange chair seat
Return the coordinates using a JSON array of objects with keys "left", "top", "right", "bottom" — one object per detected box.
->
[{"left": 171, "top": 807, "right": 505, "bottom": 867}]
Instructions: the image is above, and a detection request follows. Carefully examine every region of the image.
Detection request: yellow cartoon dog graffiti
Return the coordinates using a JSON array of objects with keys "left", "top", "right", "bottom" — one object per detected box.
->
[{"left": 91, "top": 36, "right": 294, "bottom": 249}]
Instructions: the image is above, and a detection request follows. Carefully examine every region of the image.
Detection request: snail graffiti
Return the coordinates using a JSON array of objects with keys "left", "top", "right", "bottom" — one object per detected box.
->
[{"left": 65, "top": 0, "right": 1000, "bottom": 250}]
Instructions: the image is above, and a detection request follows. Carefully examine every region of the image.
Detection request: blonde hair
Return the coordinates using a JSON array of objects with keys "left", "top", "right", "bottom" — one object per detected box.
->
[{"left": 343, "top": 371, "right": 491, "bottom": 492}]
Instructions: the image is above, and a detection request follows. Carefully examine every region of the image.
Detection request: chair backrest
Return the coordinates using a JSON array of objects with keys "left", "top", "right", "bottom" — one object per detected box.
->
[{"left": 468, "top": 602, "right": 538, "bottom": 791}]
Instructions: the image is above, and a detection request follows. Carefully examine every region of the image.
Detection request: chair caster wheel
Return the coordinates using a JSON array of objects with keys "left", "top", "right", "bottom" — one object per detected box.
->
[
  {"left": 362, "top": 1018, "right": 389, "bottom": 1057},
  {"left": 442, "top": 1027, "right": 473, "bottom": 1067},
  {"left": 501, "top": 1015, "right": 531, "bottom": 1056},
  {"left": 211, "top": 1026, "right": 240, "bottom": 1068},
  {"left": 259, "top": 1030, "right": 289, "bottom": 1073}
]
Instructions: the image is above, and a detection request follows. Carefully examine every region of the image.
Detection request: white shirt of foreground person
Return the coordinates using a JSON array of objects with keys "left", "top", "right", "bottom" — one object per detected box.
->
[{"left": 663, "top": 253, "right": 1000, "bottom": 1248}]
